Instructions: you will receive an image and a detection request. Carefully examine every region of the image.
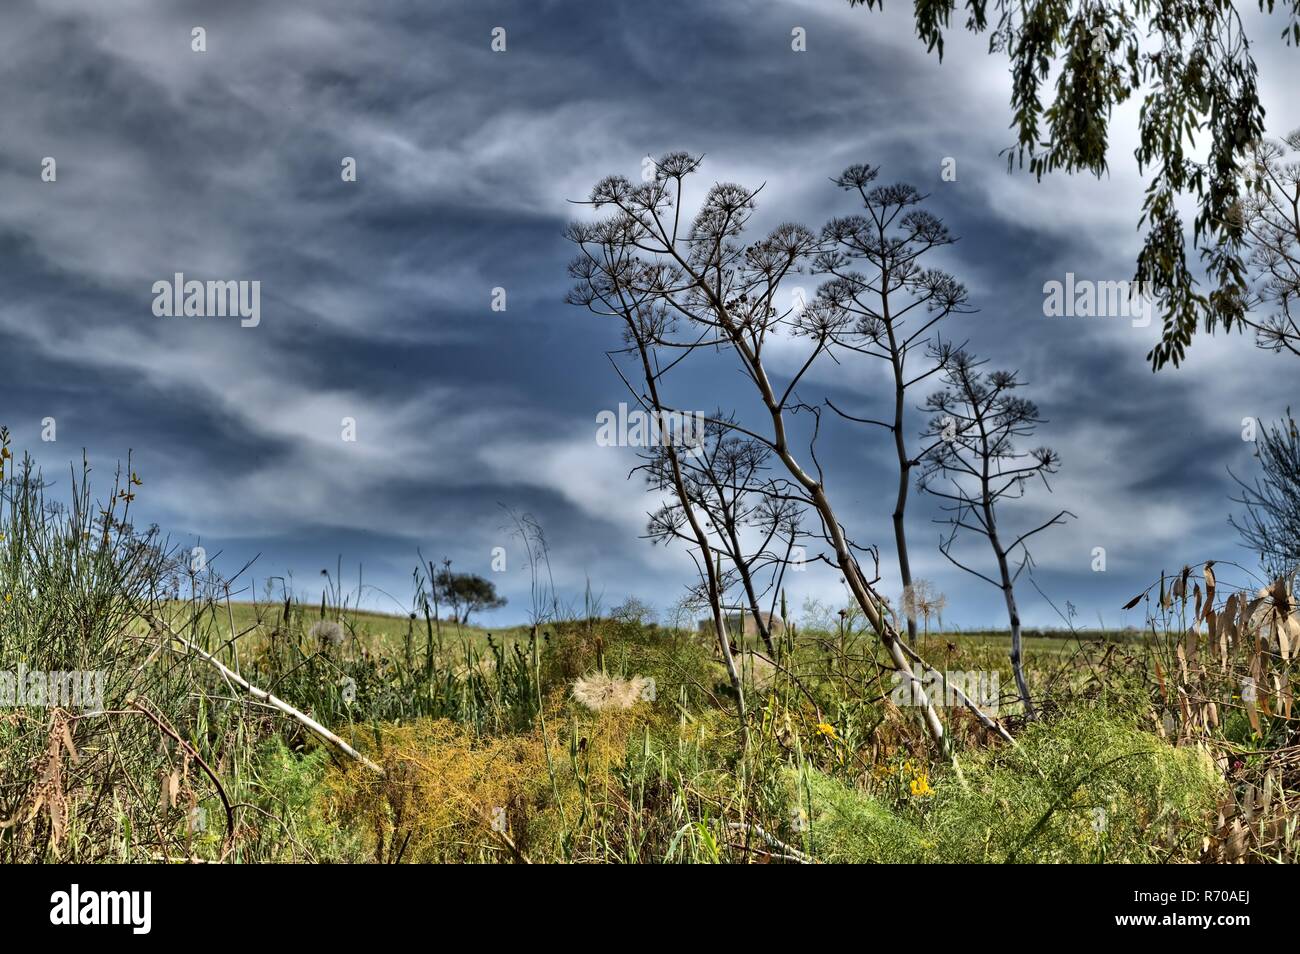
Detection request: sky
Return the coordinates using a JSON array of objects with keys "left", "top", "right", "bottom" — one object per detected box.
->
[{"left": 2, "top": 0, "right": 1298, "bottom": 630}]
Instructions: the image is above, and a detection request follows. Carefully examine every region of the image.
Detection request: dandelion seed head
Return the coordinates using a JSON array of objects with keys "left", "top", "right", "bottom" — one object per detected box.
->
[
  {"left": 310, "top": 619, "right": 345, "bottom": 648},
  {"left": 571, "top": 672, "right": 654, "bottom": 712}
]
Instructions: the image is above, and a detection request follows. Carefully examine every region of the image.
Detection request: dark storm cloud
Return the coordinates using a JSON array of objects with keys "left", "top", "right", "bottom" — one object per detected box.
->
[{"left": 1, "top": 0, "right": 1295, "bottom": 626}]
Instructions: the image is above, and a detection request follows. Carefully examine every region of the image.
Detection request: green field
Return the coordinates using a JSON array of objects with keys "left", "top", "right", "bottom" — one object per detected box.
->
[{"left": 2, "top": 453, "right": 1291, "bottom": 864}]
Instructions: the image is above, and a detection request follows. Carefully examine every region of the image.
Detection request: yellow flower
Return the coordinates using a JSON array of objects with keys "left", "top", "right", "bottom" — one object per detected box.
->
[
  {"left": 815, "top": 722, "right": 837, "bottom": 740},
  {"left": 910, "top": 774, "right": 933, "bottom": 797}
]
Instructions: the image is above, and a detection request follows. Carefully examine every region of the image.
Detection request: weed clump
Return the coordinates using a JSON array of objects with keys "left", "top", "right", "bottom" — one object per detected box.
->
[
  {"left": 929, "top": 706, "right": 1221, "bottom": 862},
  {"left": 787, "top": 706, "right": 1221, "bottom": 863},
  {"left": 795, "top": 769, "right": 925, "bottom": 863},
  {"left": 327, "top": 708, "right": 654, "bottom": 863}
]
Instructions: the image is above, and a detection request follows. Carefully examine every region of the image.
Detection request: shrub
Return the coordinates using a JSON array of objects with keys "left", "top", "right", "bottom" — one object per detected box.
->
[
  {"left": 0, "top": 446, "right": 196, "bottom": 861},
  {"left": 241, "top": 740, "right": 364, "bottom": 863},
  {"left": 927, "top": 706, "right": 1222, "bottom": 863},
  {"left": 795, "top": 768, "right": 925, "bottom": 863},
  {"left": 327, "top": 707, "right": 654, "bottom": 863},
  {"left": 788, "top": 705, "right": 1221, "bottom": 864}
]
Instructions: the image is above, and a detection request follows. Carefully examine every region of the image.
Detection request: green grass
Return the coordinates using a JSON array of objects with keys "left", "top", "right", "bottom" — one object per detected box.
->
[
  {"left": 1, "top": 428, "right": 1288, "bottom": 864},
  {"left": 186, "top": 599, "right": 530, "bottom": 656},
  {"left": 796, "top": 706, "right": 1221, "bottom": 863},
  {"left": 212, "top": 599, "right": 1140, "bottom": 660}
]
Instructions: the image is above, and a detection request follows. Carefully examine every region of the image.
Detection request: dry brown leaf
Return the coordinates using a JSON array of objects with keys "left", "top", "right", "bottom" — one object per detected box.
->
[
  {"left": 1243, "top": 596, "right": 1264, "bottom": 639},
  {"left": 1224, "top": 818, "right": 1248, "bottom": 862},
  {"left": 1280, "top": 612, "right": 1299, "bottom": 663},
  {"left": 1271, "top": 576, "right": 1292, "bottom": 618},
  {"left": 159, "top": 769, "right": 180, "bottom": 811},
  {"left": 1245, "top": 687, "right": 1261, "bottom": 736},
  {"left": 58, "top": 718, "right": 79, "bottom": 766}
]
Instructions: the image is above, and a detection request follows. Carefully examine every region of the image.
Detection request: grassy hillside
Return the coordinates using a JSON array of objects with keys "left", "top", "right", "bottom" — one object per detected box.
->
[{"left": 1, "top": 444, "right": 1294, "bottom": 864}]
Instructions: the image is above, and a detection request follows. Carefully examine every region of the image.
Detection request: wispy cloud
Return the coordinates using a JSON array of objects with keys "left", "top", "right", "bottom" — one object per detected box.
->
[{"left": 2, "top": 0, "right": 1297, "bottom": 626}]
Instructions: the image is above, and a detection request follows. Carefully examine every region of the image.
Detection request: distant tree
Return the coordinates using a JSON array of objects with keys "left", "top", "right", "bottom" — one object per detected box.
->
[
  {"left": 1231, "top": 410, "right": 1300, "bottom": 578},
  {"left": 432, "top": 567, "right": 506, "bottom": 625},
  {"left": 814, "top": 163, "right": 972, "bottom": 645},
  {"left": 919, "top": 351, "right": 1073, "bottom": 717},
  {"left": 849, "top": 0, "right": 1300, "bottom": 368},
  {"left": 611, "top": 595, "right": 657, "bottom": 626}
]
